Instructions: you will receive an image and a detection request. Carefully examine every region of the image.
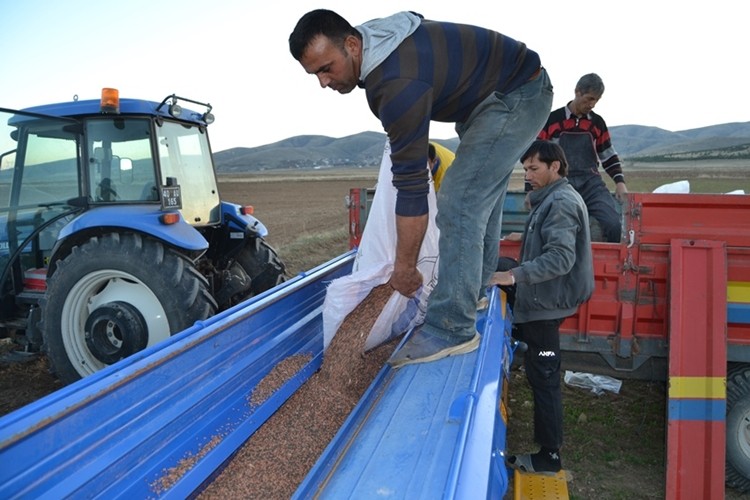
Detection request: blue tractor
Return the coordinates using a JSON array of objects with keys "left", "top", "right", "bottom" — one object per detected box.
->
[{"left": 0, "top": 89, "right": 286, "bottom": 384}]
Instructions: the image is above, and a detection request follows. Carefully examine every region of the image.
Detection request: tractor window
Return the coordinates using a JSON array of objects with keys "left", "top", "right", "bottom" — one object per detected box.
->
[
  {"left": 18, "top": 134, "right": 79, "bottom": 206},
  {"left": 0, "top": 112, "right": 80, "bottom": 208},
  {"left": 86, "top": 118, "right": 158, "bottom": 203},
  {"left": 157, "top": 121, "right": 220, "bottom": 225},
  {"left": 0, "top": 110, "right": 80, "bottom": 208}
]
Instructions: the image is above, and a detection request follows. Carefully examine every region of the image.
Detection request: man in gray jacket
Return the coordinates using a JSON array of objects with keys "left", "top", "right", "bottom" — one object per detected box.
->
[{"left": 490, "top": 140, "right": 594, "bottom": 474}]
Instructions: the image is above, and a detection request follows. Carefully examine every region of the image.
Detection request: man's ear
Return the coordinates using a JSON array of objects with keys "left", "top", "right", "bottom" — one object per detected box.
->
[
  {"left": 344, "top": 34, "right": 362, "bottom": 56},
  {"left": 550, "top": 160, "right": 561, "bottom": 174}
]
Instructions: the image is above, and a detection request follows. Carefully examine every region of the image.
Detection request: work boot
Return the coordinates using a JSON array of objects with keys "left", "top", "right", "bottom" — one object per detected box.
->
[
  {"left": 506, "top": 448, "right": 562, "bottom": 476},
  {"left": 388, "top": 329, "right": 480, "bottom": 368}
]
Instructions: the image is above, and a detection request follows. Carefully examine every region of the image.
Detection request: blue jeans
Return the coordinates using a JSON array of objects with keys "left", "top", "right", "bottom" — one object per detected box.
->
[{"left": 422, "top": 69, "right": 553, "bottom": 343}]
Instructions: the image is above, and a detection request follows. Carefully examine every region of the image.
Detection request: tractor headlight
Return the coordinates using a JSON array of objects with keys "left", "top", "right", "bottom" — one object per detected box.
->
[{"left": 169, "top": 103, "right": 183, "bottom": 118}]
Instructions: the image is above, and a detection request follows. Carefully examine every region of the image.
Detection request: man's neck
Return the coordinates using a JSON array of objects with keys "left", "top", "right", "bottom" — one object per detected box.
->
[{"left": 567, "top": 102, "right": 586, "bottom": 118}]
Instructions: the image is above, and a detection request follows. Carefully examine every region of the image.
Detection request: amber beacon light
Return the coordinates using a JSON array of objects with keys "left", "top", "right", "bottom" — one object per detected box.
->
[{"left": 100, "top": 88, "right": 120, "bottom": 113}]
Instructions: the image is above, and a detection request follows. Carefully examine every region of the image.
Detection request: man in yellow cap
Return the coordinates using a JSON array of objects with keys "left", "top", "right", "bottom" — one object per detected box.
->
[{"left": 427, "top": 141, "right": 455, "bottom": 192}]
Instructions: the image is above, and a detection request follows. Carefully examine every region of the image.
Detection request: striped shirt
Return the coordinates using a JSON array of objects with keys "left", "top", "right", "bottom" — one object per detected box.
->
[
  {"left": 538, "top": 105, "right": 624, "bottom": 183},
  {"left": 362, "top": 20, "right": 540, "bottom": 216}
]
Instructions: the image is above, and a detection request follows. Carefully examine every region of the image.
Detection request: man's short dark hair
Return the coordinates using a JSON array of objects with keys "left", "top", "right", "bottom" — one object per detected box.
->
[
  {"left": 575, "top": 73, "right": 605, "bottom": 97},
  {"left": 289, "top": 9, "right": 360, "bottom": 61},
  {"left": 521, "top": 140, "right": 569, "bottom": 177},
  {"left": 428, "top": 143, "right": 437, "bottom": 162}
]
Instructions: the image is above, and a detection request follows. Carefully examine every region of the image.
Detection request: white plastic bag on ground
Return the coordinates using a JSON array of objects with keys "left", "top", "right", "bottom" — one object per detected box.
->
[
  {"left": 652, "top": 180, "right": 690, "bottom": 194},
  {"left": 564, "top": 370, "right": 622, "bottom": 395},
  {"left": 322, "top": 140, "right": 440, "bottom": 351}
]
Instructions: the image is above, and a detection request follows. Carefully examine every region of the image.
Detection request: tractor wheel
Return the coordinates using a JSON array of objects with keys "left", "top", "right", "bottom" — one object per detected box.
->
[
  {"left": 236, "top": 238, "right": 287, "bottom": 296},
  {"left": 41, "top": 232, "right": 216, "bottom": 384},
  {"left": 727, "top": 365, "right": 750, "bottom": 492}
]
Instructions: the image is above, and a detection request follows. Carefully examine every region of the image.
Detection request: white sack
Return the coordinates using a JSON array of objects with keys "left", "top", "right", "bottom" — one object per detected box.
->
[
  {"left": 322, "top": 140, "right": 440, "bottom": 351},
  {"left": 652, "top": 180, "right": 690, "bottom": 194}
]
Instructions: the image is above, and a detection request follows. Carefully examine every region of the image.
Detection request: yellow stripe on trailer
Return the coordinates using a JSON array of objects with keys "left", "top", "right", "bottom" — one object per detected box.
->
[
  {"left": 669, "top": 376, "right": 726, "bottom": 399},
  {"left": 728, "top": 281, "right": 750, "bottom": 303}
]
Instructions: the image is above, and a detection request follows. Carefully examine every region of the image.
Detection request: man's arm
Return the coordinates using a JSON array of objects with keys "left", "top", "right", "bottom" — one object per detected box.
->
[
  {"left": 388, "top": 214, "right": 427, "bottom": 297},
  {"left": 593, "top": 113, "right": 627, "bottom": 201},
  {"left": 614, "top": 181, "right": 628, "bottom": 203},
  {"left": 366, "top": 79, "right": 433, "bottom": 297}
]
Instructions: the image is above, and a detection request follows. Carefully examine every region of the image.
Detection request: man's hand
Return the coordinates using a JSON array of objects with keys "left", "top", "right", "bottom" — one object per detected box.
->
[
  {"left": 389, "top": 214, "right": 428, "bottom": 297},
  {"left": 389, "top": 265, "right": 423, "bottom": 297},
  {"left": 503, "top": 232, "right": 523, "bottom": 242},
  {"left": 615, "top": 182, "right": 628, "bottom": 203},
  {"left": 488, "top": 271, "right": 514, "bottom": 287}
]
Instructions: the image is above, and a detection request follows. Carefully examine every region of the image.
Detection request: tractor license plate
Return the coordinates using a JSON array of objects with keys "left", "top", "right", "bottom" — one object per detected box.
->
[{"left": 161, "top": 186, "right": 182, "bottom": 210}]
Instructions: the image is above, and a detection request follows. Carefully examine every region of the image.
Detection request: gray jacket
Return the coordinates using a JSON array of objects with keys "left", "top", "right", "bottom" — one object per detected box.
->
[{"left": 511, "top": 178, "right": 594, "bottom": 324}]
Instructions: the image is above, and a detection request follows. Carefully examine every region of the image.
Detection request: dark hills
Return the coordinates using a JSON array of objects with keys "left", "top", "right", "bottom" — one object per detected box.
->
[{"left": 214, "top": 122, "right": 750, "bottom": 173}]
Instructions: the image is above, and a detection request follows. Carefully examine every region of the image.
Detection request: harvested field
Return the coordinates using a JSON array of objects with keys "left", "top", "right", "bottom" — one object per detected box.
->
[
  {"left": 218, "top": 174, "right": 365, "bottom": 249},
  {"left": 217, "top": 172, "right": 378, "bottom": 277}
]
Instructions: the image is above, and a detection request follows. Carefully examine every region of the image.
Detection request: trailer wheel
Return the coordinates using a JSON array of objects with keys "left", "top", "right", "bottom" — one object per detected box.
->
[
  {"left": 41, "top": 232, "right": 216, "bottom": 384},
  {"left": 236, "top": 238, "right": 287, "bottom": 296},
  {"left": 727, "top": 366, "right": 750, "bottom": 492}
]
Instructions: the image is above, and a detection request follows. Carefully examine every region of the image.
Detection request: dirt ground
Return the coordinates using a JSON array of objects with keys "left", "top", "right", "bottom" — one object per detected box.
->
[
  {"left": 218, "top": 173, "right": 368, "bottom": 249},
  {"left": 1, "top": 168, "right": 746, "bottom": 498}
]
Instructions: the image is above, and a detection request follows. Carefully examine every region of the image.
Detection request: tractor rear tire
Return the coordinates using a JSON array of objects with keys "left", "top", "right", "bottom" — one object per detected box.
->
[
  {"left": 236, "top": 238, "right": 287, "bottom": 296},
  {"left": 41, "top": 232, "right": 216, "bottom": 384},
  {"left": 726, "top": 365, "right": 750, "bottom": 492}
]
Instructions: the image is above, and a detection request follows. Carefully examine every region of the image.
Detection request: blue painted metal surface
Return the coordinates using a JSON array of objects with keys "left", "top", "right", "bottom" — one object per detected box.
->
[
  {"left": 501, "top": 191, "right": 529, "bottom": 236},
  {"left": 57, "top": 205, "right": 209, "bottom": 251},
  {"left": 728, "top": 303, "right": 750, "bottom": 324},
  {"left": 18, "top": 98, "right": 207, "bottom": 125},
  {"left": 0, "top": 252, "right": 514, "bottom": 499},
  {"left": 221, "top": 201, "right": 269, "bottom": 238},
  {"left": 294, "top": 287, "right": 513, "bottom": 499},
  {"left": 0, "top": 251, "right": 355, "bottom": 499}
]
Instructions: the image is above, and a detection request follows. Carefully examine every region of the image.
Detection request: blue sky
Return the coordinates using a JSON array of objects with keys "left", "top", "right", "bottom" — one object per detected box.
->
[{"left": 1, "top": 0, "right": 746, "bottom": 152}]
